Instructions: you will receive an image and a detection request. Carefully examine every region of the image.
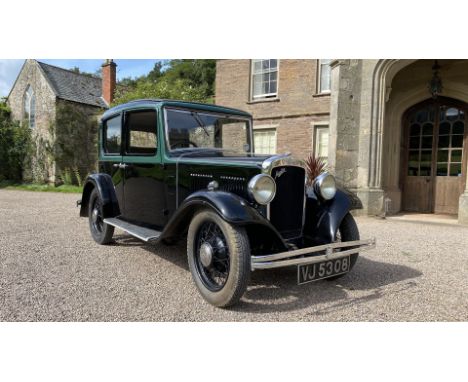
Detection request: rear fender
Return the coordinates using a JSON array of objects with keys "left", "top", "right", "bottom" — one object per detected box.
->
[{"left": 79, "top": 173, "right": 120, "bottom": 218}]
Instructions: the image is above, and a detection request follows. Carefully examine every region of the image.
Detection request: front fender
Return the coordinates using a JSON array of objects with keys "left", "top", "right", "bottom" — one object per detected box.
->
[
  {"left": 303, "top": 188, "right": 352, "bottom": 246},
  {"left": 79, "top": 173, "right": 120, "bottom": 218},
  {"left": 160, "top": 190, "right": 288, "bottom": 250}
]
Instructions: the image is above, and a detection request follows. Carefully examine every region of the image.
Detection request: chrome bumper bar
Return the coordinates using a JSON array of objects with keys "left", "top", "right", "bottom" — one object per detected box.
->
[{"left": 251, "top": 238, "right": 376, "bottom": 270}]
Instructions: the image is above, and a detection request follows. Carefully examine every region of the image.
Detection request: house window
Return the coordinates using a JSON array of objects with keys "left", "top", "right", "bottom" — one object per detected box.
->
[
  {"left": 314, "top": 125, "right": 329, "bottom": 163},
  {"left": 251, "top": 59, "right": 278, "bottom": 99},
  {"left": 24, "top": 85, "right": 35, "bottom": 128},
  {"left": 318, "top": 59, "right": 332, "bottom": 93},
  {"left": 254, "top": 128, "right": 277, "bottom": 155}
]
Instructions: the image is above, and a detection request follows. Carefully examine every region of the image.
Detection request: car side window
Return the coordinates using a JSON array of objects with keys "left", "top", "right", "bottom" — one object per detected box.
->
[
  {"left": 103, "top": 115, "right": 122, "bottom": 155},
  {"left": 125, "top": 110, "right": 157, "bottom": 156}
]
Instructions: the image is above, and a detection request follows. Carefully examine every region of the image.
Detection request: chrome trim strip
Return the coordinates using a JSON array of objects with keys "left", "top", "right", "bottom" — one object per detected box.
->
[{"left": 251, "top": 238, "right": 376, "bottom": 270}]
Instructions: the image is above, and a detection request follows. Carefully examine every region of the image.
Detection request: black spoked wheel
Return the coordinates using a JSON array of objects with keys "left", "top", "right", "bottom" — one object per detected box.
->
[
  {"left": 327, "top": 212, "right": 360, "bottom": 281},
  {"left": 88, "top": 189, "right": 114, "bottom": 245},
  {"left": 194, "top": 221, "right": 231, "bottom": 291},
  {"left": 187, "top": 210, "right": 251, "bottom": 307}
]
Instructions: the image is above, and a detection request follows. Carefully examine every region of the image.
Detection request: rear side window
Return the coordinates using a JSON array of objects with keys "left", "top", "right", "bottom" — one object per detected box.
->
[
  {"left": 103, "top": 115, "right": 121, "bottom": 155},
  {"left": 125, "top": 110, "right": 157, "bottom": 156}
]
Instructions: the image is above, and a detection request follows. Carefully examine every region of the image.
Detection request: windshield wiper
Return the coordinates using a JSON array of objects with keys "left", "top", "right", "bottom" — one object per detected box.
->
[{"left": 191, "top": 112, "right": 210, "bottom": 137}]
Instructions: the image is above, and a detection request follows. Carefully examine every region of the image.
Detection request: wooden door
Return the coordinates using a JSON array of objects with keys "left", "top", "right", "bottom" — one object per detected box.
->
[
  {"left": 433, "top": 105, "right": 466, "bottom": 214},
  {"left": 402, "top": 98, "right": 467, "bottom": 214}
]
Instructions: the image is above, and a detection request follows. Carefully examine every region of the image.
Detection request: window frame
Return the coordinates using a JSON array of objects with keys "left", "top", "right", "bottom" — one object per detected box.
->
[
  {"left": 313, "top": 123, "right": 330, "bottom": 163},
  {"left": 123, "top": 109, "right": 158, "bottom": 157},
  {"left": 250, "top": 59, "right": 279, "bottom": 101},
  {"left": 102, "top": 113, "right": 123, "bottom": 156},
  {"left": 317, "top": 59, "right": 332, "bottom": 94}
]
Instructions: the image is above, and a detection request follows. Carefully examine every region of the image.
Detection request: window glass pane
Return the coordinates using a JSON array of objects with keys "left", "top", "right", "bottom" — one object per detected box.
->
[
  {"left": 410, "top": 123, "right": 420, "bottom": 136},
  {"left": 438, "top": 135, "right": 450, "bottom": 148},
  {"left": 421, "top": 136, "right": 433, "bottom": 149},
  {"left": 422, "top": 123, "right": 433, "bottom": 135},
  {"left": 126, "top": 110, "right": 157, "bottom": 155},
  {"left": 419, "top": 162, "right": 431, "bottom": 176},
  {"left": 319, "top": 59, "right": 331, "bottom": 93},
  {"left": 408, "top": 165, "right": 419, "bottom": 176},
  {"left": 315, "top": 126, "right": 329, "bottom": 161},
  {"left": 254, "top": 129, "right": 276, "bottom": 155},
  {"left": 420, "top": 150, "right": 432, "bottom": 162},
  {"left": 437, "top": 150, "right": 449, "bottom": 162},
  {"left": 446, "top": 107, "right": 459, "bottom": 121},
  {"left": 439, "top": 121, "right": 450, "bottom": 135},
  {"left": 104, "top": 115, "right": 121, "bottom": 154},
  {"left": 451, "top": 149, "right": 462, "bottom": 163},
  {"left": 416, "top": 110, "right": 428, "bottom": 123},
  {"left": 450, "top": 163, "right": 462, "bottom": 176},
  {"left": 408, "top": 150, "right": 419, "bottom": 163},
  {"left": 453, "top": 121, "right": 464, "bottom": 134},
  {"left": 436, "top": 163, "right": 448, "bottom": 176},
  {"left": 451, "top": 134, "right": 463, "bottom": 148},
  {"left": 409, "top": 136, "right": 420, "bottom": 149}
]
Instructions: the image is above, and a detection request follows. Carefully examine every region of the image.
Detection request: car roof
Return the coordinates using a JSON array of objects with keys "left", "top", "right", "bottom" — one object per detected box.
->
[{"left": 101, "top": 99, "right": 252, "bottom": 120}]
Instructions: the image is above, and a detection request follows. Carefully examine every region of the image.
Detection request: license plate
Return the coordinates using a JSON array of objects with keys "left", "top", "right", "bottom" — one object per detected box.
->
[{"left": 298, "top": 256, "right": 350, "bottom": 285}]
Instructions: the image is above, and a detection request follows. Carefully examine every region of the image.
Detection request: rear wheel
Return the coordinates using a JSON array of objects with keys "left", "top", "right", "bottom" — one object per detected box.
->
[
  {"left": 327, "top": 212, "right": 360, "bottom": 281},
  {"left": 88, "top": 189, "right": 114, "bottom": 245},
  {"left": 187, "top": 210, "right": 251, "bottom": 308}
]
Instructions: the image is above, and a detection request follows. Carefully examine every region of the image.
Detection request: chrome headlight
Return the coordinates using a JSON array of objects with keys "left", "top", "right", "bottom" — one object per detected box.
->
[
  {"left": 248, "top": 174, "right": 276, "bottom": 205},
  {"left": 314, "top": 172, "right": 337, "bottom": 200}
]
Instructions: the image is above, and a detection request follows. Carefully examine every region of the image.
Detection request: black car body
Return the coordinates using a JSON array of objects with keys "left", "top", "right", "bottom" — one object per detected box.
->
[{"left": 79, "top": 99, "right": 375, "bottom": 307}]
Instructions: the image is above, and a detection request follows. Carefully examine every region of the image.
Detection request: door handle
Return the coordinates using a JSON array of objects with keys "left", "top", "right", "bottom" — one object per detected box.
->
[{"left": 112, "top": 163, "right": 130, "bottom": 169}]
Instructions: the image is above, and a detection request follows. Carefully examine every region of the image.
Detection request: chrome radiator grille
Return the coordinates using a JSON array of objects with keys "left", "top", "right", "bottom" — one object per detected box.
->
[{"left": 269, "top": 166, "right": 305, "bottom": 239}]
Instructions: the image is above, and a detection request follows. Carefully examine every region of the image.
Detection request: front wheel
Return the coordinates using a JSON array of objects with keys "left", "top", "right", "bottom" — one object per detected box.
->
[
  {"left": 187, "top": 210, "right": 251, "bottom": 308},
  {"left": 327, "top": 212, "right": 360, "bottom": 281}
]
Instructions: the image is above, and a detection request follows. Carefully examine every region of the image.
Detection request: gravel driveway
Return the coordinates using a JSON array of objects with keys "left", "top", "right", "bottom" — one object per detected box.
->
[{"left": 0, "top": 189, "right": 467, "bottom": 321}]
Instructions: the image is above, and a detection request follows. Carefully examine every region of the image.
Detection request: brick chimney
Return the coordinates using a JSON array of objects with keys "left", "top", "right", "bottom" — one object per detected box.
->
[{"left": 101, "top": 59, "right": 117, "bottom": 105}]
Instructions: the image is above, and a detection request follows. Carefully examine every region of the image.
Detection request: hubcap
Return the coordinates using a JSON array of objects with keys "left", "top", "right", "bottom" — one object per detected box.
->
[
  {"left": 92, "top": 208, "right": 99, "bottom": 223},
  {"left": 200, "top": 243, "right": 213, "bottom": 267}
]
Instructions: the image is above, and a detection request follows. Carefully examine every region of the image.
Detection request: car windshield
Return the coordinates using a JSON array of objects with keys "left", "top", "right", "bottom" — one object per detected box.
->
[{"left": 165, "top": 108, "right": 252, "bottom": 155}]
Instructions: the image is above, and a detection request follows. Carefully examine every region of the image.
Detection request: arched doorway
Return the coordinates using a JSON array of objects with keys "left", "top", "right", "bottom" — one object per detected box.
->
[{"left": 401, "top": 97, "right": 468, "bottom": 214}]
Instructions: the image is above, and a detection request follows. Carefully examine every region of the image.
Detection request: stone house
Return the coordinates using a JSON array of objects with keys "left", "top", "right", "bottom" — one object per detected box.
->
[
  {"left": 215, "top": 59, "right": 468, "bottom": 224},
  {"left": 6, "top": 59, "right": 117, "bottom": 183}
]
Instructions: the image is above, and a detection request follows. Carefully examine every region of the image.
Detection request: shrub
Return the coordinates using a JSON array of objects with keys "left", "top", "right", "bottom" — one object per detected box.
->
[
  {"left": 304, "top": 154, "right": 327, "bottom": 185},
  {"left": 0, "top": 101, "right": 32, "bottom": 181}
]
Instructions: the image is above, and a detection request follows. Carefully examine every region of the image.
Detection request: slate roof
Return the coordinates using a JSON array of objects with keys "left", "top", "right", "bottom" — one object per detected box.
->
[{"left": 37, "top": 61, "right": 107, "bottom": 108}]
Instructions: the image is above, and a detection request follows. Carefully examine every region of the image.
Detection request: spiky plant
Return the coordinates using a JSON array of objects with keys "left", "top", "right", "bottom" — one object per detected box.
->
[{"left": 304, "top": 154, "right": 327, "bottom": 185}]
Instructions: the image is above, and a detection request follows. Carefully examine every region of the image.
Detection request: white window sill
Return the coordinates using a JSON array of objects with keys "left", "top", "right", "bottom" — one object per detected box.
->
[{"left": 247, "top": 97, "right": 280, "bottom": 105}]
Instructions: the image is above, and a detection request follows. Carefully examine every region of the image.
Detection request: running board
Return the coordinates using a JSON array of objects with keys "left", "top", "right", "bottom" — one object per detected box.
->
[{"left": 103, "top": 217, "right": 161, "bottom": 242}]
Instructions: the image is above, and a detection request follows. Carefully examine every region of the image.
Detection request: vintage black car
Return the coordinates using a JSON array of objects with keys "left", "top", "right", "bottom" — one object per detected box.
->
[{"left": 78, "top": 99, "right": 375, "bottom": 307}]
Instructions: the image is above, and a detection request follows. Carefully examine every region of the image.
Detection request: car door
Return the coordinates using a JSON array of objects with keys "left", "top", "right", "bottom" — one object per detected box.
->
[
  {"left": 99, "top": 113, "right": 124, "bottom": 208},
  {"left": 121, "top": 108, "right": 167, "bottom": 229}
]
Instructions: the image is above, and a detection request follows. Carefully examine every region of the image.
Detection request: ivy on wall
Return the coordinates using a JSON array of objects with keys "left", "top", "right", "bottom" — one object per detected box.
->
[{"left": 53, "top": 102, "right": 100, "bottom": 184}]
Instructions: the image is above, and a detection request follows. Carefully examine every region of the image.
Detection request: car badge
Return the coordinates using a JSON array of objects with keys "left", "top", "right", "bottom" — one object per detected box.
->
[{"left": 275, "top": 168, "right": 287, "bottom": 179}]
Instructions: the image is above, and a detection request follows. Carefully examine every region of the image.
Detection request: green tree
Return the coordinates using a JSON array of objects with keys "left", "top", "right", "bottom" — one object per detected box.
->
[{"left": 112, "top": 59, "right": 216, "bottom": 106}]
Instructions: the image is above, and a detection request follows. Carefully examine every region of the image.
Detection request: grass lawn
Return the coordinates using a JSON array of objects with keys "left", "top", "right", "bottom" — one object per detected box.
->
[{"left": 0, "top": 181, "right": 82, "bottom": 194}]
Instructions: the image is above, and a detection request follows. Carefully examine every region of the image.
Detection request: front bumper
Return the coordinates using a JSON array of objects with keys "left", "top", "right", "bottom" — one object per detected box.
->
[{"left": 251, "top": 238, "right": 376, "bottom": 270}]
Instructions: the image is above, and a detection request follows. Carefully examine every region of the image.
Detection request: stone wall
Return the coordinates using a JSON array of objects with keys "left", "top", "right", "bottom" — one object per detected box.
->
[
  {"left": 7, "top": 59, "right": 57, "bottom": 183},
  {"left": 215, "top": 59, "right": 331, "bottom": 160}
]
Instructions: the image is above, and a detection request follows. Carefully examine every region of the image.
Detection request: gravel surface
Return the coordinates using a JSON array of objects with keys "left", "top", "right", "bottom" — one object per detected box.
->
[{"left": 0, "top": 189, "right": 467, "bottom": 321}]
